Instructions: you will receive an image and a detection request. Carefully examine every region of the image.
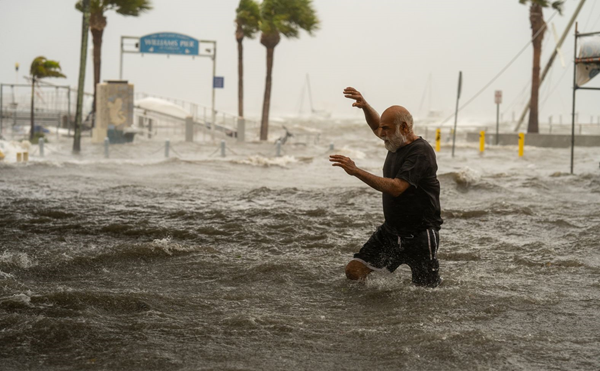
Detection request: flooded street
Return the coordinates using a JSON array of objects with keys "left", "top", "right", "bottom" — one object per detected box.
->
[{"left": 1, "top": 121, "right": 600, "bottom": 370}]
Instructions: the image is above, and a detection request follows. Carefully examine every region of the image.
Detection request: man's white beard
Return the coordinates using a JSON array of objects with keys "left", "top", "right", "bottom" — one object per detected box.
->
[{"left": 383, "top": 127, "right": 407, "bottom": 152}]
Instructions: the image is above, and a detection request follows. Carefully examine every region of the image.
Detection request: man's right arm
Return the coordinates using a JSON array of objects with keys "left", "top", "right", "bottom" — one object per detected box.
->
[{"left": 343, "top": 87, "right": 381, "bottom": 135}]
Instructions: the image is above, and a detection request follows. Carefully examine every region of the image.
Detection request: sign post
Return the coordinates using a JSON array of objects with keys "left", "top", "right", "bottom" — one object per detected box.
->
[
  {"left": 451, "top": 71, "right": 462, "bottom": 158},
  {"left": 495, "top": 90, "right": 502, "bottom": 145}
]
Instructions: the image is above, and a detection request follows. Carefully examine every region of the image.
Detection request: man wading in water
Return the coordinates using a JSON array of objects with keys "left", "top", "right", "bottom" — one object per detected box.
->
[{"left": 329, "top": 87, "right": 443, "bottom": 287}]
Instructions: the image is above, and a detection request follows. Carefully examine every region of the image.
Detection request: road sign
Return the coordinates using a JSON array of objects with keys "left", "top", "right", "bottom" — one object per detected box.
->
[
  {"left": 213, "top": 76, "right": 224, "bottom": 88},
  {"left": 139, "top": 33, "right": 199, "bottom": 56},
  {"left": 495, "top": 90, "right": 502, "bottom": 104}
]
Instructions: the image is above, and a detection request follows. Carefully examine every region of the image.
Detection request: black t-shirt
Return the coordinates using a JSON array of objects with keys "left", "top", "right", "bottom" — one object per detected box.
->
[{"left": 382, "top": 137, "right": 443, "bottom": 235}]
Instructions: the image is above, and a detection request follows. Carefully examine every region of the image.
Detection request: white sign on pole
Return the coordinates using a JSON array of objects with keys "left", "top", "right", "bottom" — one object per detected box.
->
[{"left": 494, "top": 90, "right": 502, "bottom": 104}]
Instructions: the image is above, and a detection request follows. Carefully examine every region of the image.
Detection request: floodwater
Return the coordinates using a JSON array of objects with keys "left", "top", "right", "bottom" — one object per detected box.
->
[{"left": 1, "top": 120, "right": 600, "bottom": 370}]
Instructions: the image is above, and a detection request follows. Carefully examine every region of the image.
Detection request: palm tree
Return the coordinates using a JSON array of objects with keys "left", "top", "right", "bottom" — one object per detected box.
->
[
  {"left": 519, "top": 0, "right": 563, "bottom": 133},
  {"left": 29, "top": 57, "right": 66, "bottom": 141},
  {"left": 236, "top": 0, "right": 261, "bottom": 119},
  {"left": 75, "top": 0, "right": 152, "bottom": 121},
  {"left": 259, "top": 0, "right": 319, "bottom": 141}
]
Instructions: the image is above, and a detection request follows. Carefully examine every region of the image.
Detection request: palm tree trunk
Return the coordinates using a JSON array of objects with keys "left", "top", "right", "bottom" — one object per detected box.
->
[
  {"left": 91, "top": 28, "right": 103, "bottom": 119},
  {"left": 260, "top": 46, "right": 275, "bottom": 141},
  {"left": 528, "top": 3, "right": 545, "bottom": 134},
  {"left": 90, "top": 11, "right": 106, "bottom": 126},
  {"left": 238, "top": 39, "right": 244, "bottom": 119},
  {"left": 30, "top": 77, "right": 35, "bottom": 141}
]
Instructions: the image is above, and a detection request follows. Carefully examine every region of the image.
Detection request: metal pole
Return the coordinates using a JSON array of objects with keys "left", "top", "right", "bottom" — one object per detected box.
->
[
  {"left": 67, "top": 86, "right": 71, "bottom": 136},
  {"left": 119, "top": 36, "right": 124, "bottom": 80},
  {"left": 220, "top": 140, "right": 226, "bottom": 157},
  {"left": 211, "top": 42, "right": 217, "bottom": 142},
  {"left": 515, "top": 0, "right": 587, "bottom": 131},
  {"left": 39, "top": 138, "right": 45, "bottom": 157},
  {"left": 276, "top": 139, "right": 282, "bottom": 157},
  {"left": 165, "top": 139, "right": 170, "bottom": 158},
  {"left": 496, "top": 103, "right": 500, "bottom": 145},
  {"left": 73, "top": 0, "right": 90, "bottom": 154},
  {"left": 104, "top": 137, "right": 109, "bottom": 158},
  {"left": 451, "top": 71, "right": 462, "bottom": 158},
  {"left": 0, "top": 84, "right": 3, "bottom": 138},
  {"left": 571, "top": 23, "right": 578, "bottom": 174}
]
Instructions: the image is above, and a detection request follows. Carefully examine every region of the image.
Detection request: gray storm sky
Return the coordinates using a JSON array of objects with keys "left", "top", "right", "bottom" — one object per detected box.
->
[{"left": 1, "top": 0, "right": 599, "bottom": 124}]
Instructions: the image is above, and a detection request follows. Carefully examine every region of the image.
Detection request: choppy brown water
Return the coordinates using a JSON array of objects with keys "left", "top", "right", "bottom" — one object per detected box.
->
[{"left": 1, "top": 123, "right": 600, "bottom": 370}]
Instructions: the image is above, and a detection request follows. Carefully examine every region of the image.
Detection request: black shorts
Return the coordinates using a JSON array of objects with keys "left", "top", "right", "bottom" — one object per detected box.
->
[{"left": 353, "top": 224, "right": 441, "bottom": 287}]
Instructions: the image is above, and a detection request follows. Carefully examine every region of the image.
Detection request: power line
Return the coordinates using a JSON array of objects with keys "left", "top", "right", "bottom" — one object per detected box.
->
[
  {"left": 438, "top": 10, "right": 559, "bottom": 126},
  {"left": 583, "top": 0, "right": 597, "bottom": 30}
]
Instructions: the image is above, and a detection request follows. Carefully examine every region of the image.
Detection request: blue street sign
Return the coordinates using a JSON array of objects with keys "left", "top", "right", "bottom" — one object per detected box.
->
[
  {"left": 140, "top": 33, "right": 199, "bottom": 56},
  {"left": 213, "top": 76, "right": 224, "bottom": 88}
]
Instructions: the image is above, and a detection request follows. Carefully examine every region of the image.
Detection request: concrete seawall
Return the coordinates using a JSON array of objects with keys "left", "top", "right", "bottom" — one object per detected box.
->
[{"left": 466, "top": 132, "right": 600, "bottom": 148}]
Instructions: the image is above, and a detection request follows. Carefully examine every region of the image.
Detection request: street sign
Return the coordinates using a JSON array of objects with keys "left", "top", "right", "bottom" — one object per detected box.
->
[
  {"left": 213, "top": 76, "right": 224, "bottom": 88},
  {"left": 139, "top": 33, "right": 199, "bottom": 56},
  {"left": 495, "top": 90, "right": 503, "bottom": 104}
]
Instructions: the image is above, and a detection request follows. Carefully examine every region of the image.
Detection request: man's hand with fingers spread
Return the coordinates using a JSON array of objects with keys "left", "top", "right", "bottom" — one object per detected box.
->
[
  {"left": 343, "top": 86, "right": 381, "bottom": 133},
  {"left": 343, "top": 87, "right": 368, "bottom": 109},
  {"left": 329, "top": 155, "right": 358, "bottom": 176}
]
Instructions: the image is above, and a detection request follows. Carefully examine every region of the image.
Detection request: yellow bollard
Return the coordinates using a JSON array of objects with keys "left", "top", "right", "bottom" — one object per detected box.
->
[
  {"left": 435, "top": 128, "right": 441, "bottom": 152},
  {"left": 16, "top": 152, "right": 22, "bottom": 162},
  {"left": 479, "top": 131, "right": 485, "bottom": 153},
  {"left": 518, "top": 133, "right": 525, "bottom": 157},
  {"left": 23, "top": 152, "right": 29, "bottom": 162}
]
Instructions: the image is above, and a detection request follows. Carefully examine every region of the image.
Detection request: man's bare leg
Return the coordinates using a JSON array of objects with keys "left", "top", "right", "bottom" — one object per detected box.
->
[{"left": 345, "top": 260, "right": 373, "bottom": 281}]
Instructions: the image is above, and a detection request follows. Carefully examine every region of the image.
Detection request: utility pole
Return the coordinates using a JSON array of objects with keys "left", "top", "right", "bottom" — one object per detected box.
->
[
  {"left": 515, "top": 0, "right": 587, "bottom": 131},
  {"left": 73, "top": 0, "right": 90, "bottom": 153}
]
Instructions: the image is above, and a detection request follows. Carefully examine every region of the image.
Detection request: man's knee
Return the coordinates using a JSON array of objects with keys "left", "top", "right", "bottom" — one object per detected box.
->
[{"left": 345, "top": 260, "right": 373, "bottom": 280}]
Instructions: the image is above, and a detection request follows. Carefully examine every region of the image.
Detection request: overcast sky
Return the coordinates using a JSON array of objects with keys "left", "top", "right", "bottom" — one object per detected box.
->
[{"left": 1, "top": 0, "right": 599, "bottom": 124}]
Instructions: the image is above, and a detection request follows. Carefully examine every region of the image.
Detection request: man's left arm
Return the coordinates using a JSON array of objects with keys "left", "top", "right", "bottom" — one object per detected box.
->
[{"left": 329, "top": 155, "right": 410, "bottom": 197}]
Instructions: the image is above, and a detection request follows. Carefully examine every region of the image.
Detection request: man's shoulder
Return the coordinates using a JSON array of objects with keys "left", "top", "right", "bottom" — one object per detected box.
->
[{"left": 406, "top": 137, "right": 435, "bottom": 155}]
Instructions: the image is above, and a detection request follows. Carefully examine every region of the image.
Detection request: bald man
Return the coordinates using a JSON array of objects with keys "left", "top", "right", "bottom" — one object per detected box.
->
[{"left": 329, "top": 87, "right": 443, "bottom": 287}]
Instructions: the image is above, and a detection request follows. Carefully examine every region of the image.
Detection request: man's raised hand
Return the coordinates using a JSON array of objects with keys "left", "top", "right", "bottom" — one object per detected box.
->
[{"left": 343, "top": 87, "right": 368, "bottom": 109}]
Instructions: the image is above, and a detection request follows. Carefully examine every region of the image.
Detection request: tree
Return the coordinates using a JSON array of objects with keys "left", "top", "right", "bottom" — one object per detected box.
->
[
  {"left": 75, "top": 0, "right": 152, "bottom": 121},
  {"left": 259, "top": 0, "right": 319, "bottom": 141},
  {"left": 519, "top": 0, "right": 563, "bottom": 133},
  {"left": 236, "top": 0, "right": 261, "bottom": 119},
  {"left": 29, "top": 57, "right": 66, "bottom": 141}
]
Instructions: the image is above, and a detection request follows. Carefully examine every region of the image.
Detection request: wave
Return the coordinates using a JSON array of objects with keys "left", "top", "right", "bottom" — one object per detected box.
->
[
  {"left": 33, "top": 209, "right": 76, "bottom": 219},
  {"left": 0, "top": 289, "right": 151, "bottom": 315},
  {"left": 439, "top": 167, "right": 498, "bottom": 191},
  {"left": 540, "top": 218, "right": 582, "bottom": 229},
  {"left": 442, "top": 209, "right": 488, "bottom": 219},
  {"left": 442, "top": 202, "right": 535, "bottom": 219},
  {"left": 333, "top": 146, "right": 367, "bottom": 160},
  {"left": 440, "top": 251, "right": 481, "bottom": 261},
  {"left": 8, "top": 238, "right": 203, "bottom": 277},
  {"left": 0, "top": 252, "right": 37, "bottom": 269},
  {"left": 233, "top": 155, "right": 298, "bottom": 167},
  {"left": 512, "top": 256, "right": 589, "bottom": 269},
  {"left": 99, "top": 223, "right": 197, "bottom": 240}
]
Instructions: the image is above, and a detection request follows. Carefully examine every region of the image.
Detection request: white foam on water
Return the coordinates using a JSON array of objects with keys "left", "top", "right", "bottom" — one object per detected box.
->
[
  {"left": 150, "top": 236, "right": 195, "bottom": 255},
  {"left": 333, "top": 145, "right": 367, "bottom": 160},
  {"left": 0, "top": 292, "right": 32, "bottom": 306},
  {"left": 0, "top": 251, "right": 37, "bottom": 268},
  {"left": 454, "top": 166, "right": 481, "bottom": 186},
  {"left": 0, "top": 270, "right": 14, "bottom": 279},
  {"left": 234, "top": 155, "right": 298, "bottom": 167}
]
